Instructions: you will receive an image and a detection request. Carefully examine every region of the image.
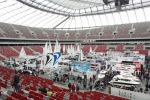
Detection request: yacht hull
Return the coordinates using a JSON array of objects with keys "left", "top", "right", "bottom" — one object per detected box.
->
[{"left": 109, "top": 80, "right": 141, "bottom": 87}]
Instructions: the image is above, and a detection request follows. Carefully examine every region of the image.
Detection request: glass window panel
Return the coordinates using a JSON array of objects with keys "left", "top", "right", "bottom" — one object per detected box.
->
[
  {"left": 39, "top": 14, "right": 58, "bottom": 28},
  {"left": 46, "top": 2, "right": 54, "bottom": 7},
  {"left": 70, "top": 10, "right": 75, "bottom": 13},
  {"left": 21, "top": 11, "right": 42, "bottom": 25},
  {"left": 35, "top": 0, "right": 45, "bottom": 3},
  {"left": 41, "top": 0, "right": 49, "bottom": 5},
  {"left": 56, "top": 6, "right": 63, "bottom": 10},
  {"left": 74, "top": 17, "right": 82, "bottom": 28},
  {"left": 144, "top": 7, "right": 150, "bottom": 21},
  {"left": 100, "top": 14, "right": 108, "bottom": 26},
  {"left": 28, "top": 13, "right": 48, "bottom": 26},
  {"left": 49, "top": 16, "right": 66, "bottom": 28},
  {"left": 93, "top": 15, "right": 102, "bottom": 26},
  {"left": 91, "top": 7, "right": 97, "bottom": 12},
  {"left": 87, "top": 16, "right": 95, "bottom": 27},
  {"left": 86, "top": 8, "right": 91, "bottom": 13},
  {"left": 135, "top": 9, "right": 145, "bottom": 22},
  {"left": 61, "top": 8, "right": 68, "bottom": 12},
  {"left": 133, "top": 0, "right": 141, "bottom": 3},
  {"left": 113, "top": 12, "right": 122, "bottom": 24},
  {"left": 57, "top": 17, "right": 70, "bottom": 29},
  {"left": 60, "top": 18, "right": 73, "bottom": 29},
  {"left": 68, "top": 17, "right": 76, "bottom": 29},
  {"left": 106, "top": 13, "right": 115, "bottom": 25},
  {"left": 97, "top": 6, "right": 103, "bottom": 11},
  {"left": 81, "top": 16, "right": 89, "bottom": 27},
  {"left": 52, "top": 4, "right": 60, "bottom": 9},
  {"left": 80, "top": 9, "right": 85, "bottom": 14},
  {"left": 120, "top": 11, "right": 129, "bottom": 24},
  {"left": 127, "top": 10, "right": 137, "bottom": 23},
  {"left": 13, "top": 9, "right": 37, "bottom": 24}
]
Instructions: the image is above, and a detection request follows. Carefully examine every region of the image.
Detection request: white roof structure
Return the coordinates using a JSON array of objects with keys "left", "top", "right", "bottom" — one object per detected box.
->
[{"left": 0, "top": 0, "right": 150, "bottom": 30}]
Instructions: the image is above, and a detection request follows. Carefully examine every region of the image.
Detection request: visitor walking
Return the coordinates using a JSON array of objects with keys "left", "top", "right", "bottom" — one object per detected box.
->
[
  {"left": 68, "top": 82, "right": 72, "bottom": 91},
  {"left": 90, "top": 83, "right": 92, "bottom": 91},
  {"left": 71, "top": 83, "right": 76, "bottom": 92},
  {"left": 83, "top": 79, "right": 87, "bottom": 90},
  {"left": 13, "top": 71, "right": 20, "bottom": 92},
  {"left": 76, "top": 84, "right": 79, "bottom": 92}
]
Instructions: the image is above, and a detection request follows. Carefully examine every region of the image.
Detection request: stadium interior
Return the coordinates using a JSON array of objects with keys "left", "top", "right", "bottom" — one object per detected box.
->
[{"left": 0, "top": 0, "right": 150, "bottom": 100}]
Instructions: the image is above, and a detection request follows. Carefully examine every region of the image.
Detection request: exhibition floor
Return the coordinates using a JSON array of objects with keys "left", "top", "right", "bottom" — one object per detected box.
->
[
  {"left": 39, "top": 70, "right": 108, "bottom": 93},
  {"left": 39, "top": 70, "right": 149, "bottom": 95}
]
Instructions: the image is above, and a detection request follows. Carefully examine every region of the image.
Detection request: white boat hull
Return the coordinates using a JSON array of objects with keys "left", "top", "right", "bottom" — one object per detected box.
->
[{"left": 109, "top": 80, "right": 141, "bottom": 87}]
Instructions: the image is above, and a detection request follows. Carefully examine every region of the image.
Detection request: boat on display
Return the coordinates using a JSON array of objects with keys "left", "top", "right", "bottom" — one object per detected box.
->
[
  {"left": 109, "top": 73, "right": 141, "bottom": 87},
  {"left": 98, "top": 70, "right": 108, "bottom": 79}
]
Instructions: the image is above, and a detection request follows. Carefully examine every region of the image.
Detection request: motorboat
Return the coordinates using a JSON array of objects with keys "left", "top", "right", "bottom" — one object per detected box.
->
[
  {"left": 98, "top": 70, "right": 108, "bottom": 79},
  {"left": 109, "top": 73, "right": 141, "bottom": 87}
]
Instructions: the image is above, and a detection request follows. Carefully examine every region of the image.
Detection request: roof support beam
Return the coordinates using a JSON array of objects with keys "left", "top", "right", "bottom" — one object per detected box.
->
[{"left": 53, "top": 16, "right": 70, "bottom": 29}]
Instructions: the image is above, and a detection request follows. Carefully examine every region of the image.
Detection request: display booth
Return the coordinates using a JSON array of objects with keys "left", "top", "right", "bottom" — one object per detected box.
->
[
  {"left": 111, "top": 87, "right": 150, "bottom": 100},
  {"left": 71, "top": 61, "right": 90, "bottom": 73}
]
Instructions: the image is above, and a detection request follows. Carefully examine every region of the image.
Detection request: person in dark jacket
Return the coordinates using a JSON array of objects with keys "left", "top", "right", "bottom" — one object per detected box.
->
[
  {"left": 38, "top": 86, "right": 47, "bottom": 93},
  {"left": 83, "top": 79, "right": 87, "bottom": 90},
  {"left": 90, "top": 83, "right": 92, "bottom": 91},
  {"left": 76, "top": 84, "right": 79, "bottom": 92},
  {"left": 13, "top": 71, "right": 20, "bottom": 92},
  {"left": 41, "top": 87, "right": 47, "bottom": 93},
  {"left": 68, "top": 83, "right": 72, "bottom": 91}
]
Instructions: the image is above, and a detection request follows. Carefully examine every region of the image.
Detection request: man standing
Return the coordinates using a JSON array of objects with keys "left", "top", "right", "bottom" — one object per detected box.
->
[
  {"left": 83, "top": 79, "right": 87, "bottom": 90},
  {"left": 13, "top": 71, "right": 20, "bottom": 92},
  {"left": 90, "top": 83, "right": 92, "bottom": 91},
  {"left": 71, "top": 83, "right": 76, "bottom": 92},
  {"left": 68, "top": 82, "right": 71, "bottom": 91},
  {"left": 76, "top": 84, "right": 79, "bottom": 92}
]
